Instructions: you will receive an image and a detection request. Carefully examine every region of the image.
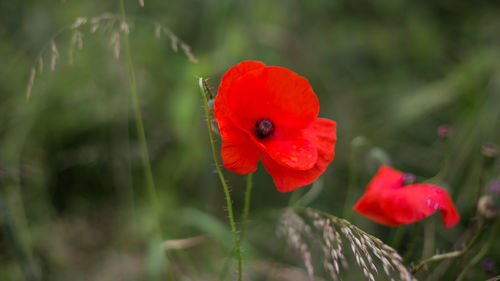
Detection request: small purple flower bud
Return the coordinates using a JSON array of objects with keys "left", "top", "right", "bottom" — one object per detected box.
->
[
  {"left": 481, "top": 258, "right": 495, "bottom": 271},
  {"left": 437, "top": 125, "right": 452, "bottom": 138},
  {"left": 488, "top": 180, "right": 500, "bottom": 194},
  {"left": 402, "top": 173, "right": 416, "bottom": 185}
]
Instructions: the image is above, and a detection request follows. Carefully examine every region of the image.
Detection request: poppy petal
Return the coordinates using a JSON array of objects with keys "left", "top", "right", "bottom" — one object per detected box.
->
[
  {"left": 353, "top": 192, "right": 401, "bottom": 226},
  {"left": 219, "top": 118, "right": 261, "bottom": 174},
  {"left": 366, "top": 165, "right": 405, "bottom": 193},
  {"left": 261, "top": 118, "right": 336, "bottom": 192},
  {"left": 215, "top": 82, "right": 261, "bottom": 174},
  {"left": 252, "top": 131, "right": 318, "bottom": 170},
  {"left": 218, "top": 60, "right": 266, "bottom": 101},
  {"left": 379, "top": 184, "right": 460, "bottom": 227},
  {"left": 225, "top": 66, "right": 319, "bottom": 133}
]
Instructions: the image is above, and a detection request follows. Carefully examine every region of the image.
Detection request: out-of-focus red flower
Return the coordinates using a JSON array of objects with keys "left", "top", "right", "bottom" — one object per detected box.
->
[
  {"left": 214, "top": 61, "right": 337, "bottom": 192},
  {"left": 353, "top": 165, "right": 460, "bottom": 227}
]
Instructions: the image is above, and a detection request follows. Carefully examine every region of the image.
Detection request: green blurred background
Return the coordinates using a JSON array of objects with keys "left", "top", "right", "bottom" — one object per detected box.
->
[{"left": 1, "top": 0, "right": 499, "bottom": 280}]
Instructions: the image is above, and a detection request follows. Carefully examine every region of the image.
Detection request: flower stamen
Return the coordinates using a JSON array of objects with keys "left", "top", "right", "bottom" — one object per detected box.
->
[{"left": 255, "top": 118, "right": 275, "bottom": 138}]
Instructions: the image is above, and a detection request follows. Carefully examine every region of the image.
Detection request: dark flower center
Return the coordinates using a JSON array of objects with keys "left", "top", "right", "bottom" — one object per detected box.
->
[
  {"left": 254, "top": 118, "right": 275, "bottom": 139},
  {"left": 402, "top": 173, "right": 416, "bottom": 186}
]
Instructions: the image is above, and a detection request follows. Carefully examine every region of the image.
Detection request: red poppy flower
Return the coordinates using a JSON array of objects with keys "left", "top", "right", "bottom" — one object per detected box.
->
[
  {"left": 214, "top": 61, "right": 337, "bottom": 192},
  {"left": 353, "top": 165, "right": 460, "bottom": 227}
]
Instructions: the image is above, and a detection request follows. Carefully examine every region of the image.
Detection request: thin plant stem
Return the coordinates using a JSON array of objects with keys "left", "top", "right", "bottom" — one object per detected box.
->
[
  {"left": 293, "top": 178, "right": 324, "bottom": 207},
  {"left": 217, "top": 173, "right": 252, "bottom": 280},
  {"left": 390, "top": 226, "right": 405, "bottom": 249},
  {"left": 343, "top": 139, "right": 359, "bottom": 219},
  {"left": 435, "top": 138, "right": 450, "bottom": 181},
  {"left": 422, "top": 218, "right": 436, "bottom": 259},
  {"left": 456, "top": 217, "right": 500, "bottom": 281},
  {"left": 118, "top": 0, "right": 162, "bottom": 237},
  {"left": 425, "top": 135, "right": 451, "bottom": 184},
  {"left": 174, "top": 250, "right": 200, "bottom": 281},
  {"left": 0, "top": 194, "right": 38, "bottom": 281},
  {"left": 411, "top": 219, "right": 484, "bottom": 274},
  {"left": 119, "top": 3, "right": 179, "bottom": 279},
  {"left": 199, "top": 77, "right": 242, "bottom": 281},
  {"left": 343, "top": 136, "right": 370, "bottom": 219},
  {"left": 240, "top": 173, "right": 253, "bottom": 241},
  {"left": 403, "top": 223, "right": 419, "bottom": 261},
  {"left": 423, "top": 217, "right": 487, "bottom": 281},
  {"left": 288, "top": 187, "right": 305, "bottom": 206},
  {"left": 474, "top": 161, "right": 488, "bottom": 217}
]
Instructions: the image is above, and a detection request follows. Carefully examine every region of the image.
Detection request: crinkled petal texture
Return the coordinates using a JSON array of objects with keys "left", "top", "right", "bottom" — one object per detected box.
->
[
  {"left": 214, "top": 61, "right": 337, "bottom": 192},
  {"left": 353, "top": 165, "right": 460, "bottom": 228},
  {"left": 262, "top": 118, "right": 336, "bottom": 192}
]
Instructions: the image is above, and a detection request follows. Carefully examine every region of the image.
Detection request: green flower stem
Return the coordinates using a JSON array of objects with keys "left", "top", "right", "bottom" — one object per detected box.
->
[
  {"left": 0, "top": 195, "right": 38, "bottom": 281},
  {"left": 410, "top": 219, "right": 484, "bottom": 274},
  {"left": 435, "top": 138, "right": 450, "bottom": 181},
  {"left": 474, "top": 161, "right": 488, "bottom": 216},
  {"left": 240, "top": 173, "right": 254, "bottom": 241},
  {"left": 118, "top": 0, "right": 162, "bottom": 237},
  {"left": 343, "top": 136, "right": 370, "bottom": 220},
  {"left": 343, "top": 139, "right": 359, "bottom": 220},
  {"left": 456, "top": 217, "right": 500, "bottom": 281},
  {"left": 293, "top": 178, "right": 324, "bottom": 208},
  {"left": 390, "top": 225, "right": 405, "bottom": 249},
  {"left": 421, "top": 219, "right": 436, "bottom": 259},
  {"left": 402, "top": 223, "right": 419, "bottom": 261},
  {"left": 199, "top": 78, "right": 242, "bottom": 281}
]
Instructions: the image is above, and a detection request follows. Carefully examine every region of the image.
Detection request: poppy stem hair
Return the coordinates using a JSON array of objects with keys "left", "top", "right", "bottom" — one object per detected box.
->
[
  {"left": 198, "top": 77, "right": 243, "bottom": 281},
  {"left": 202, "top": 78, "right": 214, "bottom": 100},
  {"left": 240, "top": 172, "right": 254, "bottom": 241}
]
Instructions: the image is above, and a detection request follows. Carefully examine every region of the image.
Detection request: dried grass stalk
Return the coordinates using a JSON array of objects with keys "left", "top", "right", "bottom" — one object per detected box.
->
[
  {"left": 277, "top": 208, "right": 416, "bottom": 281},
  {"left": 26, "top": 13, "right": 197, "bottom": 99}
]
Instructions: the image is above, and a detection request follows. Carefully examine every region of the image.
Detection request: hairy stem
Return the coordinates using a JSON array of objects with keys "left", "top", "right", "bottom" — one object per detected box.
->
[
  {"left": 199, "top": 78, "right": 242, "bottom": 281},
  {"left": 240, "top": 173, "right": 254, "bottom": 241}
]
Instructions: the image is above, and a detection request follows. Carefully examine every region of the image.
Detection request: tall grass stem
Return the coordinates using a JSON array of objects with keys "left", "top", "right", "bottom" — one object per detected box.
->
[{"left": 118, "top": 0, "right": 163, "bottom": 237}]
